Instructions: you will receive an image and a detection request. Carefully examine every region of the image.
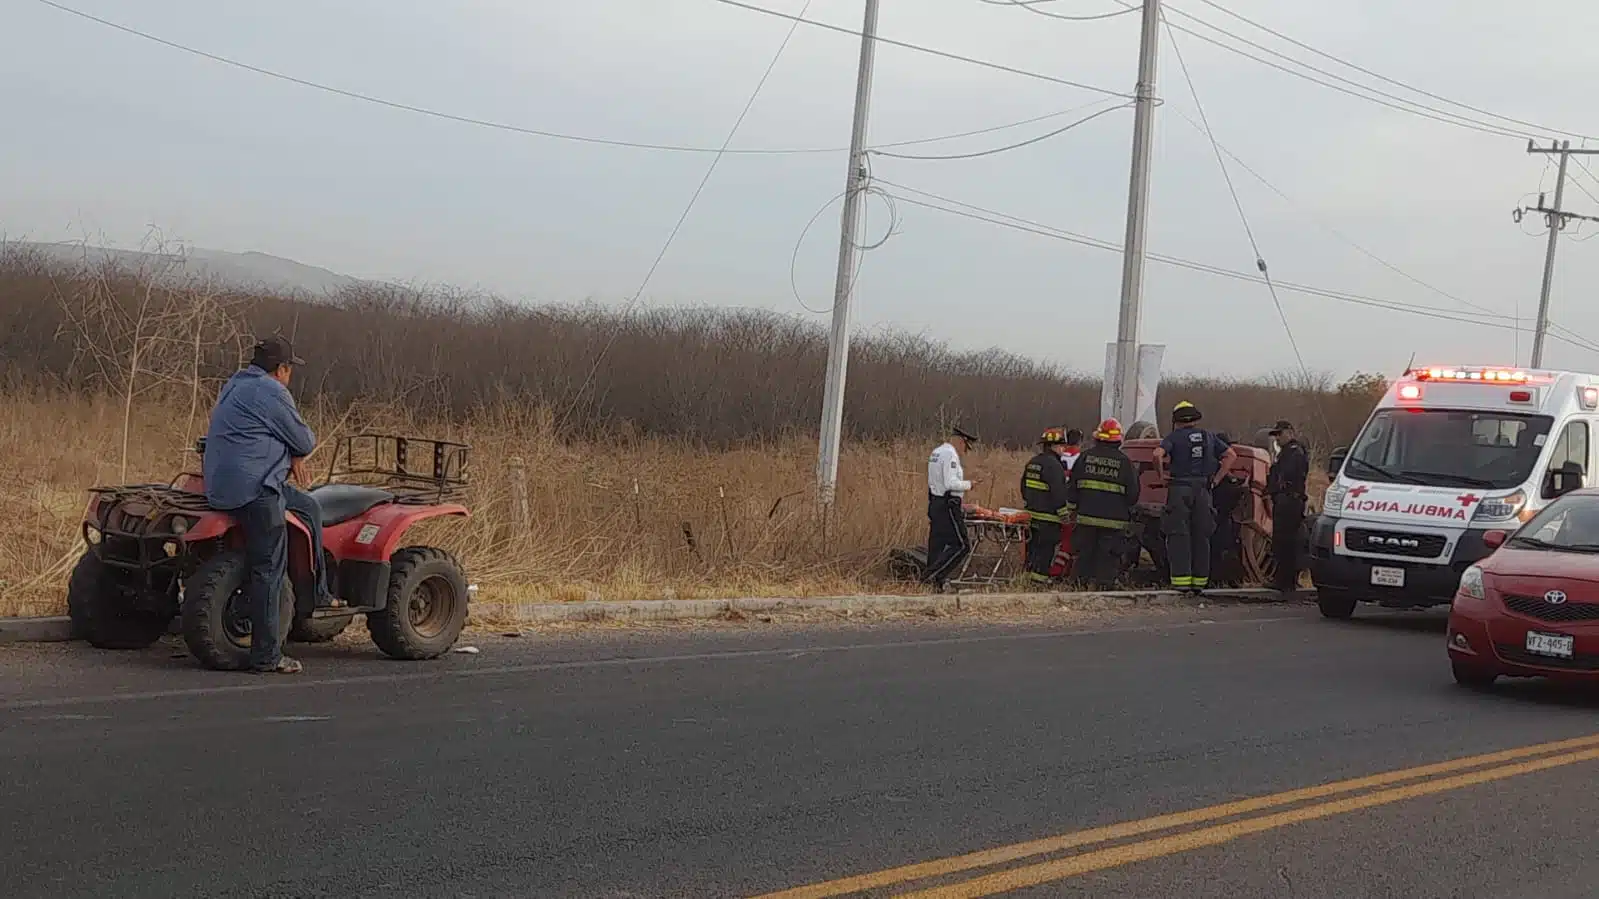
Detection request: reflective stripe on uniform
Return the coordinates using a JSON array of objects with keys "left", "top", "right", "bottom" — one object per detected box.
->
[
  {"left": 1056, "top": 505, "right": 1072, "bottom": 517},
  {"left": 1029, "top": 511, "right": 1062, "bottom": 524},
  {"left": 1026, "top": 571, "right": 1051, "bottom": 583},
  {"left": 1024, "top": 479, "right": 1051, "bottom": 491},
  {"left": 1193, "top": 577, "right": 1210, "bottom": 587},
  {"left": 1077, "top": 479, "right": 1125, "bottom": 494},
  {"left": 1171, "top": 575, "right": 1194, "bottom": 587},
  {"left": 1075, "top": 514, "right": 1130, "bottom": 530}
]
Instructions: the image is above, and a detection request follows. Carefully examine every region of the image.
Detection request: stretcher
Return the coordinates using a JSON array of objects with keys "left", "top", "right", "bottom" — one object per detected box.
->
[{"left": 945, "top": 504, "right": 1077, "bottom": 587}]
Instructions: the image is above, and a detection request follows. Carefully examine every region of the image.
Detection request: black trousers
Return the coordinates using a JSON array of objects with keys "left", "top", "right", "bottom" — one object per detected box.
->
[
  {"left": 924, "top": 493, "right": 971, "bottom": 586},
  {"left": 1164, "top": 478, "right": 1216, "bottom": 589},
  {"left": 1025, "top": 520, "right": 1062, "bottom": 582},
  {"left": 1271, "top": 493, "right": 1307, "bottom": 592},
  {"left": 1071, "top": 525, "right": 1123, "bottom": 590}
]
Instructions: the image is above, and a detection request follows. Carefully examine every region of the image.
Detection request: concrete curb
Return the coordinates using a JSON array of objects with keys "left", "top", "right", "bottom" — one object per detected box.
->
[
  {"left": 0, "top": 616, "right": 74, "bottom": 643},
  {"left": 0, "top": 589, "right": 1286, "bottom": 642},
  {"left": 482, "top": 587, "right": 1284, "bottom": 625}
]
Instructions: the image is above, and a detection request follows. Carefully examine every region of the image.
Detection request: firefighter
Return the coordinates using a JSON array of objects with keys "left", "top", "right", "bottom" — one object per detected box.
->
[
  {"left": 1021, "top": 428, "right": 1073, "bottom": 584},
  {"left": 925, "top": 426, "right": 978, "bottom": 589},
  {"left": 1067, "top": 418, "right": 1141, "bottom": 590},
  {"left": 1267, "top": 419, "right": 1310, "bottom": 596},
  {"left": 1153, "top": 401, "right": 1237, "bottom": 595}
]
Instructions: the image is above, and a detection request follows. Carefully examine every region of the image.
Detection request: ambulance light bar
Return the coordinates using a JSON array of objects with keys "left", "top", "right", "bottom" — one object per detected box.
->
[{"left": 1410, "top": 367, "right": 1531, "bottom": 383}]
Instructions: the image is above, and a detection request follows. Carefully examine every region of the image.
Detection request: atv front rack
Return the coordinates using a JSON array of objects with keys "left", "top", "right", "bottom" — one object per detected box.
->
[
  {"left": 84, "top": 484, "right": 212, "bottom": 574},
  {"left": 322, "top": 434, "right": 470, "bottom": 504}
]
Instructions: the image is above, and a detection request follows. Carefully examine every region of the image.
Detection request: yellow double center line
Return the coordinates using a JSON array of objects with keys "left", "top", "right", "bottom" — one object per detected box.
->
[{"left": 754, "top": 732, "right": 1599, "bottom": 898}]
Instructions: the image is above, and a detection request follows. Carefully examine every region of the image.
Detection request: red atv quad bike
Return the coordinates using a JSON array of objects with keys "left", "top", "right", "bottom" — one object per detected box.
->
[{"left": 69, "top": 434, "right": 473, "bottom": 670}]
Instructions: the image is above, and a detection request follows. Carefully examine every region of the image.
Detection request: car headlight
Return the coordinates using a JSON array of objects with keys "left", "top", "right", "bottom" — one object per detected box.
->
[
  {"left": 1323, "top": 483, "right": 1347, "bottom": 515},
  {"left": 1473, "top": 490, "right": 1525, "bottom": 522},
  {"left": 1457, "top": 565, "right": 1485, "bottom": 600}
]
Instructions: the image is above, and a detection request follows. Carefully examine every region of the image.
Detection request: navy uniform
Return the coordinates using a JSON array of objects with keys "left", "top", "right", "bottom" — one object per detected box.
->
[
  {"left": 1066, "top": 418, "right": 1141, "bottom": 590},
  {"left": 1156, "top": 401, "right": 1236, "bottom": 594},
  {"left": 1267, "top": 419, "right": 1311, "bottom": 594},
  {"left": 925, "top": 427, "right": 977, "bottom": 588},
  {"left": 1021, "top": 428, "right": 1073, "bottom": 584}
]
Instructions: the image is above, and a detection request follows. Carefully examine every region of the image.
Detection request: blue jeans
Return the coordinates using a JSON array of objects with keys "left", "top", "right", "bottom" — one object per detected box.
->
[
  {"left": 237, "top": 491, "right": 287, "bottom": 670},
  {"left": 281, "top": 484, "right": 330, "bottom": 603}
]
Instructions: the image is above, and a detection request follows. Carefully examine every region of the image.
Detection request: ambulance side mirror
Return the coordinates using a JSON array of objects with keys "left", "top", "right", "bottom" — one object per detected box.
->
[
  {"left": 1544, "top": 461, "right": 1585, "bottom": 499},
  {"left": 1326, "top": 446, "right": 1348, "bottom": 478}
]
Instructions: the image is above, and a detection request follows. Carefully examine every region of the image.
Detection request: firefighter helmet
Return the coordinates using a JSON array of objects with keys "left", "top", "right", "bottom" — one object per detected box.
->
[
  {"left": 1172, "top": 401, "right": 1202, "bottom": 424},
  {"left": 1094, "top": 418, "right": 1123, "bottom": 443},
  {"left": 1039, "top": 427, "right": 1067, "bottom": 446}
]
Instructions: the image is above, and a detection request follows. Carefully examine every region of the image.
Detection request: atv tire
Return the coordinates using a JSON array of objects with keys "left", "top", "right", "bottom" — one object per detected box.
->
[
  {"left": 289, "top": 614, "right": 354, "bottom": 644},
  {"left": 67, "top": 551, "right": 169, "bottom": 650},
  {"left": 181, "top": 550, "right": 295, "bottom": 671},
  {"left": 368, "top": 547, "right": 469, "bottom": 661}
]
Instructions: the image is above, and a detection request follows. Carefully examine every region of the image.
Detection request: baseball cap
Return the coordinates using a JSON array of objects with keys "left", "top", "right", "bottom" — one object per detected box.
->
[
  {"left": 251, "top": 335, "right": 306, "bottom": 370},
  {"left": 1268, "top": 419, "right": 1295, "bottom": 435}
]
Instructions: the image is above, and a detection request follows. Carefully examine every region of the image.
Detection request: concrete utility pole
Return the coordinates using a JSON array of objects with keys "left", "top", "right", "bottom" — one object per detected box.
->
[
  {"left": 815, "top": 0, "right": 880, "bottom": 506},
  {"left": 1518, "top": 140, "right": 1599, "bottom": 367},
  {"left": 1110, "top": 0, "right": 1162, "bottom": 426}
]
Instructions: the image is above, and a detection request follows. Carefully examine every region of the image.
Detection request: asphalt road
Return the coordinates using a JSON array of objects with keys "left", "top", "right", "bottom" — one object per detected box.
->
[{"left": 4, "top": 602, "right": 1599, "bottom": 898}]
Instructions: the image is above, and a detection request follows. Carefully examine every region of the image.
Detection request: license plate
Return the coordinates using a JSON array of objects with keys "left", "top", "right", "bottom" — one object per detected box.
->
[
  {"left": 1525, "top": 631, "right": 1575, "bottom": 659},
  {"left": 1370, "top": 566, "right": 1405, "bottom": 587}
]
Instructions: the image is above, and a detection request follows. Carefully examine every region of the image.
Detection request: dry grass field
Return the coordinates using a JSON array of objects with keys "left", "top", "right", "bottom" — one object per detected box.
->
[{"left": 0, "top": 243, "right": 1382, "bottom": 618}]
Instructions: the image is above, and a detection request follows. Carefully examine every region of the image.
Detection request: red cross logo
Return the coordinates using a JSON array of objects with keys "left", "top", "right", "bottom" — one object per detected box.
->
[
  {"left": 1347, "top": 486, "right": 1369, "bottom": 498},
  {"left": 1457, "top": 493, "right": 1479, "bottom": 507}
]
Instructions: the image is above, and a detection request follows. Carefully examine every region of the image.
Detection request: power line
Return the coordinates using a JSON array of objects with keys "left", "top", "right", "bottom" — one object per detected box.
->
[
  {"left": 1163, "top": 15, "right": 1332, "bottom": 439},
  {"left": 559, "top": 0, "right": 813, "bottom": 427},
  {"left": 976, "top": 0, "right": 1139, "bottom": 22},
  {"left": 30, "top": 0, "right": 1116, "bottom": 156},
  {"left": 875, "top": 178, "right": 1516, "bottom": 327},
  {"left": 708, "top": 0, "right": 1132, "bottom": 98},
  {"left": 1099, "top": 0, "right": 1526, "bottom": 139},
  {"left": 868, "top": 102, "right": 1130, "bottom": 160},
  {"left": 1179, "top": 0, "right": 1599, "bottom": 142}
]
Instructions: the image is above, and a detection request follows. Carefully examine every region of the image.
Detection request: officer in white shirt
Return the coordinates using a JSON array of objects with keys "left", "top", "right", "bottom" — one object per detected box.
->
[{"left": 925, "top": 427, "right": 977, "bottom": 588}]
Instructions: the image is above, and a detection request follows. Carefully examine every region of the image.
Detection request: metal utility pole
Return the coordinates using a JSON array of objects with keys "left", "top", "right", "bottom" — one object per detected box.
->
[
  {"left": 1518, "top": 140, "right": 1599, "bottom": 367},
  {"left": 815, "top": 0, "right": 880, "bottom": 506},
  {"left": 1110, "top": 0, "right": 1162, "bottom": 426}
]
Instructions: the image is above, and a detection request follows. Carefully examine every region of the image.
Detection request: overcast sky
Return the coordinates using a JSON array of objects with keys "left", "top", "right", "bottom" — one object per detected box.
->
[{"left": 7, "top": 0, "right": 1599, "bottom": 379}]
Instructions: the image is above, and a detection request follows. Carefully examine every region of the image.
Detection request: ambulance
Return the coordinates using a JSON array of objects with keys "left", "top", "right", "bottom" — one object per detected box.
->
[{"left": 1312, "top": 365, "right": 1599, "bottom": 618}]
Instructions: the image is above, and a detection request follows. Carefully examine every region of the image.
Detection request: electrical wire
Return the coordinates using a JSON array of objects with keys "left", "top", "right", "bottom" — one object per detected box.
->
[
  {"left": 31, "top": 0, "right": 1119, "bottom": 156},
  {"left": 875, "top": 179, "right": 1511, "bottom": 326},
  {"left": 1181, "top": 0, "right": 1599, "bottom": 143},
  {"left": 1101, "top": 0, "right": 1526, "bottom": 139},
  {"left": 789, "top": 183, "right": 899, "bottom": 314},
  {"left": 868, "top": 101, "right": 1130, "bottom": 160},
  {"left": 558, "top": 0, "right": 814, "bottom": 427},
  {"left": 1162, "top": 18, "right": 1332, "bottom": 441},
  {"left": 976, "top": 0, "right": 1139, "bottom": 22},
  {"left": 707, "top": 0, "right": 1133, "bottom": 98}
]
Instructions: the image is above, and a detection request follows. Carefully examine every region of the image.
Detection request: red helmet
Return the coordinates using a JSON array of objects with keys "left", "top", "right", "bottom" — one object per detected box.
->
[{"left": 1094, "top": 418, "right": 1123, "bottom": 442}]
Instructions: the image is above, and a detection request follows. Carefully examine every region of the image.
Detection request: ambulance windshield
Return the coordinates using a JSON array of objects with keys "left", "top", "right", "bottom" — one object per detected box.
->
[{"left": 1345, "top": 409, "right": 1554, "bottom": 490}]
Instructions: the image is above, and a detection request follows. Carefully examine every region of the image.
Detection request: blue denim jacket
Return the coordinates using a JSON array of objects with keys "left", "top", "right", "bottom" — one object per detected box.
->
[{"left": 203, "top": 367, "right": 316, "bottom": 510}]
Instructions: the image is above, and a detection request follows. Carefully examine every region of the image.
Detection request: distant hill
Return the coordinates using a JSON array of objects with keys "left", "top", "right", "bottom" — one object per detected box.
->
[{"left": 10, "top": 242, "right": 360, "bottom": 296}]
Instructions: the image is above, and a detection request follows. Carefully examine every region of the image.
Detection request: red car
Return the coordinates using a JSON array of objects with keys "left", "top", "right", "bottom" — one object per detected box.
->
[{"left": 1447, "top": 489, "right": 1599, "bottom": 686}]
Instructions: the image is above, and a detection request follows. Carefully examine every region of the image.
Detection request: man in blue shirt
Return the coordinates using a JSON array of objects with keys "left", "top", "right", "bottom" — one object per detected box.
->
[
  {"left": 203, "top": 336, "right": 322, "bottom": 674},
  {"left": 1154, "top": 401, "right": 1237, "bottom": 595}
]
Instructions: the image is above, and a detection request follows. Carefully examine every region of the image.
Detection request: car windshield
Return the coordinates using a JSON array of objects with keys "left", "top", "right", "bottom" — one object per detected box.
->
[
  {"left": 1512, "top": 494, "right": 1599, "bottom": 552},
  {"left": 1345, "top": 408, "right": 1553, "bottom": 490}
]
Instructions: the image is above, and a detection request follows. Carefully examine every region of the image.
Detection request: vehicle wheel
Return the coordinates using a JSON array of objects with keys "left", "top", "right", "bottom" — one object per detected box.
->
[
  {"left": 67, "top": 551, "right": 169, "bottom": 650},
  {"left": 1317, "top": 590, "right": 1358, "bottom": 620},
  {"left": 1451, "top": 660, "right": 1498, "bottom": 689},
  {"left": 289, "top": 614, "right": 354, "bottom": 644},
  {"left": 1240, "top": 526, "right": 1275, "bottom": 586},
  {"left": 368, "top": 547, "right": 469, "bottom": 661},
  {"left": 180, "top": 550, "right": 295, "bottom": 671}
]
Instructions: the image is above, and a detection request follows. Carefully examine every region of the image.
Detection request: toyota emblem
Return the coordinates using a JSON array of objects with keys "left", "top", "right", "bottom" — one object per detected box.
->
[{"left": 1545, "top": 590, "right": 1568, "bottom": 605}]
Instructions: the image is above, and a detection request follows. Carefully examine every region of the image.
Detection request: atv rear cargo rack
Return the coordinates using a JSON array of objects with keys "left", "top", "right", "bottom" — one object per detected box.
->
[{"left": 322, "top": 433, "right": 470, "bottom": 504}]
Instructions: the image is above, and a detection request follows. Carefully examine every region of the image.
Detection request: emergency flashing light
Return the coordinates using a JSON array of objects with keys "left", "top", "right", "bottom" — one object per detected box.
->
[
  {"left": 1397, "top": 383, "right": 1423, "bottom": 401},
  {"left": 1581, "top": 386, "right": 1599, "bottom": 409},
  {"left": 1413, "top": 367, "right": 1532, "bottom": 383}
]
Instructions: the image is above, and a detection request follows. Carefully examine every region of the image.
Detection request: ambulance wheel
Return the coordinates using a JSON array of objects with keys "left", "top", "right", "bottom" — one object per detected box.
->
[{"left": 1317, "top": 590, "right": 1357, "bottom": 620}]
